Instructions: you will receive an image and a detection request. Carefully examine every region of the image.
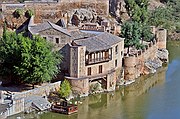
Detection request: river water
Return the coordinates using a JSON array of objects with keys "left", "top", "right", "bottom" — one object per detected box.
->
[{"left": 8, "top": 41, "right": 180, "bottom": 119}]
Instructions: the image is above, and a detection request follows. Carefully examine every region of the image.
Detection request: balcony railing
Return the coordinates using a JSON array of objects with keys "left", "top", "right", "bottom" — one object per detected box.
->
[{"left": 86, "top": 56, "right": 112, "bottom": 65}]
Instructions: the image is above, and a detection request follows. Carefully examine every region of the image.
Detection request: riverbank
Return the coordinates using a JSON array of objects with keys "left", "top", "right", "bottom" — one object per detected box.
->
[{"left": 7, "top": 66, "right": 168, "bottom": 119}]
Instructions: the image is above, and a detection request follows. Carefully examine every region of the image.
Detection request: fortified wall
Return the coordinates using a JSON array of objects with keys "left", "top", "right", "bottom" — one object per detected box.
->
[{"left": 124, "top": 28, "right": 168, "bottom": 80}]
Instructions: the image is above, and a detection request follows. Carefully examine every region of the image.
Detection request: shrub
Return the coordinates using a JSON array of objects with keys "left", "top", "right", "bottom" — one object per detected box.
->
[{"left": 59, "top": 79, "right": 71, "bottom": 98}]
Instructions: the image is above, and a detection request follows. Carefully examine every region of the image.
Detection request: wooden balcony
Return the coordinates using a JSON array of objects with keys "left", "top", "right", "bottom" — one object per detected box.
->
[{"left": 86, "top": 55, "right": 112, "bottom": 65}]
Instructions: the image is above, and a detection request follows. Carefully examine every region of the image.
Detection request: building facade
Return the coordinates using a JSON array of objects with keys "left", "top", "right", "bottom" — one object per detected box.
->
[
  {"left": 26, "top": 18, "right": 124, "bottom": 96},
  {"left": 27, "top": 17, "right": 72, "bottom": 72},
  {"left": 67, "top": 32, "right": 124, "bottom": 95}
]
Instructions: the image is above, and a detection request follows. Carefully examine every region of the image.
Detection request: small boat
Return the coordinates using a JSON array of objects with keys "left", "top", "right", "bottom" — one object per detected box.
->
[{"left": 51, "top": 101, "right": 78, "bottom": 115}]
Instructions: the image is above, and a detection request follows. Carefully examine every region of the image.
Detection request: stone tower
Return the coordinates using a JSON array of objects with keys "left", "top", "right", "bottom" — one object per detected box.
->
[
  {"left": 69, "top": 45, "right": 89, "bottom": 95},
  {"left": 69, "top": 45, "right": 86, "bottom": 78},
  {"left": 156, "top": 28, "right": 167, "bottom": 49}
]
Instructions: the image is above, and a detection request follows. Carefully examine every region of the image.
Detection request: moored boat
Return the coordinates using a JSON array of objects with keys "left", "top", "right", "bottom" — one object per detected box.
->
[{"left": 51, "top": 101, "right": 78, "bottom": 115}]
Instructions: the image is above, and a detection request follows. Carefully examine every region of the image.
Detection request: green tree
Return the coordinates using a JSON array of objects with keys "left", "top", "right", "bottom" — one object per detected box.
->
[
  {"left": 141, "top": 25, "right": 153, "bottom": 42},
  {"left": 125, "top": 0, "right": 149, "bottom": 24},
  {"left": 148, "top": 6, "right": 174, "bottom": 30},
  {"left": 59, "top": 79, "right": 71, "bottom": 98},
  {"left": 0, "top": 30, "right": 62, "bottom": 87},
  {"left": 121, "top": 21, "right": 141, "bottom": 53},
  {"left": 15, "top": 35, "right": 62, "bottom": 87},
  {"left": 0, "top": 30, "right": 21, "bottom": 82},
  {"left": 125, "top": 0, "right": 137, "bottom": 18},
  {"left": 123, "top": 0, "right": 153, "bottom": 47}
]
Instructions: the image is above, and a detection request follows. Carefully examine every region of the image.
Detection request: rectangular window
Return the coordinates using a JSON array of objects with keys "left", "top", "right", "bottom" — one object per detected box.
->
[
  {"left": 88, "top": 67, "right": 91, "bottom": 76},
  {"left": 115, "top": 45, "right": 118, "bottom": 54},
  {"left": 99, "top": 65, "right": 102, "bottom": 74},
  {"left": 56, "top": 38, "right": 59, "bottom": 44},
  {"left": 115, "top": 60, "right": 117, "bottom": 67}
]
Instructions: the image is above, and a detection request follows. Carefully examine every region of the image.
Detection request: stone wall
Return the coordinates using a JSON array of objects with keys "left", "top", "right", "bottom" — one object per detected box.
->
[
  {"left": 69, "top": 45, "right": 86, "bottom": 78},
  {"left": 124, "top": 41, "right": 158, "bottom": 80},
  {"left": 123, "top": 27, "right": 167, "bottom": 80},
  {"left": 68, "top": 45, "right": 89, "bottom": 95},
  {"left": 69, "top": 78, "right": 89, "bottom": 96},
  {"left": 13, "top": 81, "right": 61, "bottom": 100},
  {"left": 151, "top": 26, "right": 167, "bottom": 49},
  {"left": 0, "top": 81, "right": 60, "bottom": 117}
]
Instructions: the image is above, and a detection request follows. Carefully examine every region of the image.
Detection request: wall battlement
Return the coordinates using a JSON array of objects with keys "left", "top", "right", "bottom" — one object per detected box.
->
[{"left": 123, "top": 27, "right": 168, "bottom": 80}]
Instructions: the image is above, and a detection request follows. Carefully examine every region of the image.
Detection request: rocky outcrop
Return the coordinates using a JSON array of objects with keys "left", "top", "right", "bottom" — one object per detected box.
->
[
  {"left": 109, "top": 0, "right": 165, "bottom": 23},
  {"left": 148, "top": 0, "right": 165, "bottom": 10},
  {"left": 70, "top": 8, "right": 97, "bottom": 26},
  {"left": 144, "top": 58, "right": 163, "bottom": 74},
  {"left": 156, "top": 49, "right": 169, "bottom": 63},
  {"left": 109, "top": 0, "right": 129, "bottom": 22},
  {"left": 144, "top": 49, "right": 168, "bottom": 75}
]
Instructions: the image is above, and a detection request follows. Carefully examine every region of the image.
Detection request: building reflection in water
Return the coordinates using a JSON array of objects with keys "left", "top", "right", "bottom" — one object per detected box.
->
[{"left": 8, "top": 67, "right": 167, "bottom": 119}]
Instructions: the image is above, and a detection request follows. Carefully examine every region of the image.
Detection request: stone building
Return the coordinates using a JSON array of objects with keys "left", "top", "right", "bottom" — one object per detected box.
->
[
  {"left": 67, "top": 32, "right": 124, "bottom": 96},
  {"left": 25, "top": 17, "right": 124, "bottom": 96},
  {"left": 27, "top": 17, "right": 72, "bottom": 72}
]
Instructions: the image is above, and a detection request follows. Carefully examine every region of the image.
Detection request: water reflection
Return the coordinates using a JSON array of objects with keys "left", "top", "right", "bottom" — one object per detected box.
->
[{"left": 8, "top": 66, "right": 167, "bottom": 119}]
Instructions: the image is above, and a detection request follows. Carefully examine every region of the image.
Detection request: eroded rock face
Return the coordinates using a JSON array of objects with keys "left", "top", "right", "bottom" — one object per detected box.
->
[
  {"left": 109, "top": 0, "right": 129, "bottom": 22},
  {"left": 109, "top": 0, "right": 165, "bottom": 23},
  {"left": 70, "top": 8, "right": 97, "bottom": 26}
]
